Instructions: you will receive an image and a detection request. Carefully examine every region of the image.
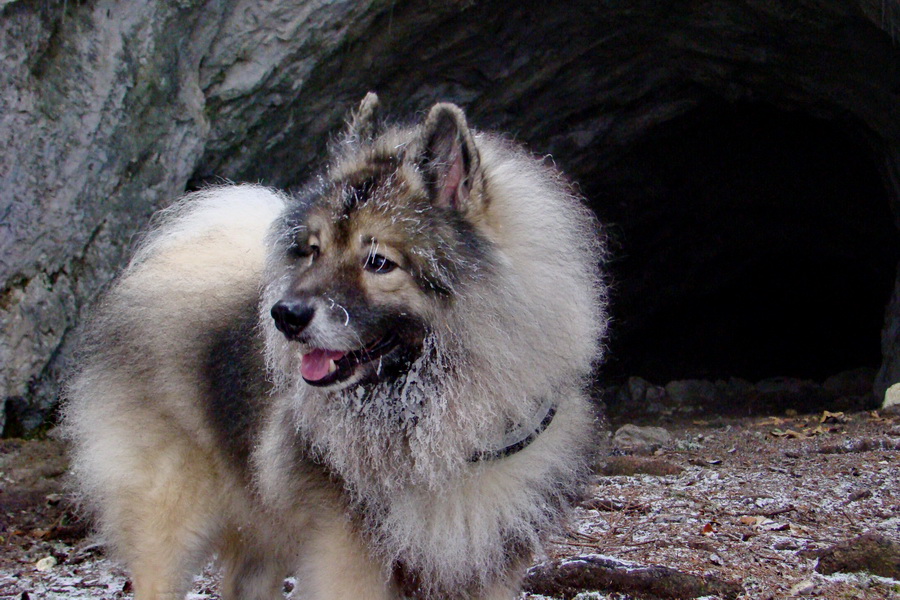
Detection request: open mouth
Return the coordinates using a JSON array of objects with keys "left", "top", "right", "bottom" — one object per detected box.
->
[{"left": 300, "top": 334, "right": 400, "bottom": 387}]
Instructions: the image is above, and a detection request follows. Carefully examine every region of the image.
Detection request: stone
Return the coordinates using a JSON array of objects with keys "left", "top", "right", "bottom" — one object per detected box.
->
[
  {"left": 823, "top": 368, "right": 876, "bottom": 399},
  {"left": 753, "top": 377, "right": 830, "bottom": 414},
  {"left": 627, "top": 376, "right": 650, "bottom": 402},
  {"left": 613, "top": 424, "right": 673, "bottom": 454},
  {"left": 627, "top": 376, "right": 668, "bottom": 412},
  {"left": 34, "top": 556, "right": 57, "bottom": 571},
  {"left": 788, "top": 578, "right": 820, "bottom": 596},
  {"left": 665, "top": 379, "right": 718, "bottom": 409},
  {"left": 883, "top": 382, "right": 900, "bottom": 410}
]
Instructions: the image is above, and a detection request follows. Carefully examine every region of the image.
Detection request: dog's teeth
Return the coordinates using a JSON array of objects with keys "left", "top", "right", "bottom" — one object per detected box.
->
[{"left": 328, "top": 359, "right": 337, "bottom": 374}]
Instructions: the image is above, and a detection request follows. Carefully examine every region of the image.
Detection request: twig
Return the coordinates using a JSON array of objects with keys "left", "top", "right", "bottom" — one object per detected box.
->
[{"left": 725, "top": 505, "right": 796, "bottom": 517}]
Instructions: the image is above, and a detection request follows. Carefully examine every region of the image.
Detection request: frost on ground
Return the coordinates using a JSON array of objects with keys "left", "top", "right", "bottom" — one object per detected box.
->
[{"left": 2, "top": 410, "right": 899, "bottom": 599}]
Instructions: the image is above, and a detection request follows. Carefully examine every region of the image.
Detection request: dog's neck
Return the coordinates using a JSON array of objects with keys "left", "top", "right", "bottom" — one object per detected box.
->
[{"left": 469, "top": 397, "right": 557, "bottom": 462}]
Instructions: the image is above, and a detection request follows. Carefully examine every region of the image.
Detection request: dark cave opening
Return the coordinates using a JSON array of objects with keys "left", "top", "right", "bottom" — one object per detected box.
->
[{"left": 592, "top": 101, "right": 899, "bottom": 386}]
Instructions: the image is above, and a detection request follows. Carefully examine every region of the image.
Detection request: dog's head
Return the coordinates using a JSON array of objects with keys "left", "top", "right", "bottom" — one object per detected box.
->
[{"left": 266, "top": 94, "right": 495, "bottom": 389}]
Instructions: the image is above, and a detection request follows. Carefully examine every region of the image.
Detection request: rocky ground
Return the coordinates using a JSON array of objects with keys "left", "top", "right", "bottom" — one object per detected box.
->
[{"left": 2, "top": 388, "right": 899, "bottom": 599}]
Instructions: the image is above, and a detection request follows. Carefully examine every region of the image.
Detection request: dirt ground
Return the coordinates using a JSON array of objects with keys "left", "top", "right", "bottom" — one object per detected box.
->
[{"left": 1, "top": 409, "right": 898, "bottom": 599}]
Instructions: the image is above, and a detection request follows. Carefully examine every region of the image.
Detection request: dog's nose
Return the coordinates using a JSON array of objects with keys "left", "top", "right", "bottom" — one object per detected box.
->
[{"left": 271, "top": 300, "right": 315, "bottom": 339}]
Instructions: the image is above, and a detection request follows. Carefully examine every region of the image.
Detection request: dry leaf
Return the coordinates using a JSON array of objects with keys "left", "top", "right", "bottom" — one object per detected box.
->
[
  {"left": 771, "top": 428, "right": 806, "bottom": 439},
  {"left": 820, "top": 411, "right": 847, "bottom": 424},
  {"left": 702, "top": 521, "right": 718, "bottom": 536},
  {"left": 868, "top": 410, "right": 887, "bottom": 422},
  {"left": 739, "top": 515, "right": 786, "bottom": 530}
]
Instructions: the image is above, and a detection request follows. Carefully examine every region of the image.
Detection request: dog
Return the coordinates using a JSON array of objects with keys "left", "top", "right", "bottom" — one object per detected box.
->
[{"left": 64, "top": 93, "right": 608, "bottom": 600}]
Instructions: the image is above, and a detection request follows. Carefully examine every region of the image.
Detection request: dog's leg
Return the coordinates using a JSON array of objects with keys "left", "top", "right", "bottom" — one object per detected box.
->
[
  {"left": 219, "top": 529, "right": 287, "bottom": 600},
  {"left": 296, "top": 514, "right": 395, "bottom": 600},
  {"left": 474, "top": 557, "right": 530, "bottom": 600},
  {"left": 475, "top": 580, "right": 521, "bottom": 600},
  {"left": 107, "top": 443, "right": 224, "bottom": 600},
  {"left": 123, "top": 496, "right": 218, "bottom": 600}
]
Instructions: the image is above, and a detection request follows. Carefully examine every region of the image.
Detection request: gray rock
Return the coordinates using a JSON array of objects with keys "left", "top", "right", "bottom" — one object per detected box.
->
[
  {"left": 613, "top": 424, "right": 673, "bottom": 454},
  {"left": 627, "top": 377, "right": 650, "bottom": 403},
  {"left": 644, "top": 383, "right": 668, "bottom": 412},
  {"left": 755, "top": 377, "right": 817, "bottom": 396},
  {"left": 824, "top": 368, "right": 876, "bottom": 399},
  {"left": 665, "top": 379, "right": 718, "bottom": 409}
]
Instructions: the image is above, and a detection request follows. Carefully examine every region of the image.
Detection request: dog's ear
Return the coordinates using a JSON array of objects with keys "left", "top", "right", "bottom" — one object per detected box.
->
[
  {"left": 419, "top": 103, "right": 482, "bottom": 212},
  {"left": 345, "top": 92, "right": 380, "bottom": 141}
]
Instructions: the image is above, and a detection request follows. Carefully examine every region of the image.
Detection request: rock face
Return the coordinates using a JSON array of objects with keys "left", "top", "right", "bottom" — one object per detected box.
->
[{"left": 2, "top": 0, "right": 900, "bottom": 432}]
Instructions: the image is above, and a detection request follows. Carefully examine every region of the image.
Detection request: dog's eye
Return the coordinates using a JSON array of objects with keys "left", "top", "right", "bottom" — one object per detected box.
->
[
  {"left": 364, "top": 253, "right": 396, "bottom": 274},
  {"left": 289, "top": 243, "right": 320, "bottom": 262}
]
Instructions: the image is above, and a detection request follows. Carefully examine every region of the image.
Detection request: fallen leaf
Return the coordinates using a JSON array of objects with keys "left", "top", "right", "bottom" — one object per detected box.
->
[
  {"left": 804, "top": 425, "right": 831, "bottom": 436},
  {"left": 739, "top": 515, "right": 788, "bottom": 530},
  {"left": 758, "top": 416, "right": 789, "bottom": 427},
  {"left": 771, "top": 428, "right": 806, "bottom": 438},
  {"left": 820, "top": 410, "right": 847, "bottom": 424}
]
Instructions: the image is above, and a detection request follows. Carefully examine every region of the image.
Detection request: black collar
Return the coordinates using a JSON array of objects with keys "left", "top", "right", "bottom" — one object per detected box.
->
[{"left": 469, "top": 400, "right": 557, "bottom": 462}]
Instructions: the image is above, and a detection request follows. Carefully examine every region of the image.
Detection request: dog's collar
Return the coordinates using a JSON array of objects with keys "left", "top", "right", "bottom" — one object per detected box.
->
[{"left": 469, "top": 398, "right": 557, "bottom": 462}]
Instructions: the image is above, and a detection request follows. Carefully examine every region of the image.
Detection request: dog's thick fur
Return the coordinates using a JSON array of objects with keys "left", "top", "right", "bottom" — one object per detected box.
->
[{"left": 64, "top": 95, "right": 608, "bottom": 600}]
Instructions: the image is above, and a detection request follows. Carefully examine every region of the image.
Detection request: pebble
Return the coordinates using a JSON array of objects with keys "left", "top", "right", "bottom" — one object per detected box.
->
[
  {"left": 789, "top": 578, "right": 820, "bottom": 596},
  {"left": 613, "top": 424, "right": 673, "bottom": 454},
  {"left": 35, "top": 556, "right": 57, "bottom": 571},
  {"left": 773, "top": 538, "right": 800, "bottom": 551}
]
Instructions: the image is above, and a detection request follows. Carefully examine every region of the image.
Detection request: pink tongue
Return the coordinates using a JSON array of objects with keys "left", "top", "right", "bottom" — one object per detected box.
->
[{"left": 301, "top": 349, "right": 347, "bottom": 381}]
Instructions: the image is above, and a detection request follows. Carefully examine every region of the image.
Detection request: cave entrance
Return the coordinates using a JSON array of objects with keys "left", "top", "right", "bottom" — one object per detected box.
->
[{"left": 594, "top": 101, "right": 899, "bottom": 389}]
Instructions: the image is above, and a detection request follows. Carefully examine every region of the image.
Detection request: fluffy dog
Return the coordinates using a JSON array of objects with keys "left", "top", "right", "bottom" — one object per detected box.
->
[{"left": 64, "top": 93, "right": 608, "bottom": 600}]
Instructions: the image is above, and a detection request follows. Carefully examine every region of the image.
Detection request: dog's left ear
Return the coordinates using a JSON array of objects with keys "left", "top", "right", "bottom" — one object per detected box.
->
[
  {"left": 419, "top": 103, "right": 482, "bottom": 212},
  {"left": 345, "top": 92, "right": 380, "bottom": 141}
]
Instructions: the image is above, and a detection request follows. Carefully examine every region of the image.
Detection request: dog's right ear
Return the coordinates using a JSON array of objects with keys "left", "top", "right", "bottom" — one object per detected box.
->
[
  {"left": 419, "top": 103, "right": 482, "bottom": 213},
  {"left": 345, "top": 92, "right": 380, "bottom": 141}
]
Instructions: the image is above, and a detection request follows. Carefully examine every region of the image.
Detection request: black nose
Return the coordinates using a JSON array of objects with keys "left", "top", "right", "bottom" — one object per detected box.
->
[{"left": 271, "top": 300, "right": 315, "bottom": 340}]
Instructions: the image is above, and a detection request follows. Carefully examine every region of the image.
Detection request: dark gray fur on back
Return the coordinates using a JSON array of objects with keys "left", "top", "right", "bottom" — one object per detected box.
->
[{"left": 201, "top": 299, "right": 270, "bottom": 476}]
